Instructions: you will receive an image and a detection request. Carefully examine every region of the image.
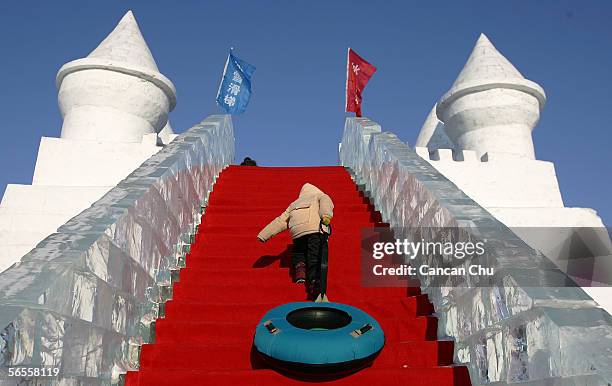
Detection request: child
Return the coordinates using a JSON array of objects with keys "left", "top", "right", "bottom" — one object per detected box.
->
[{"left": 257, "top": 183, "right": 333, "bottom": 298}]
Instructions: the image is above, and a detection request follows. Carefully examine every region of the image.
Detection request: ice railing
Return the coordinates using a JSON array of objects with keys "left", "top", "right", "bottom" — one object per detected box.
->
[
  {"left": 340, "top": 117, "right": 612, "bottom": 385},
  {"left": 0, "top": 115, "right": 234, "bottom": 385}
]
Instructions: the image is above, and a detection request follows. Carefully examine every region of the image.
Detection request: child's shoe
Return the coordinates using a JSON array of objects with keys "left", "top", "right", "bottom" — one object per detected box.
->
[
  {"left": 293, "top": 262, "right": 306, "bottom": 283},
  {"left": 307, "top": 279, "right": 321, "bottom": 300}
]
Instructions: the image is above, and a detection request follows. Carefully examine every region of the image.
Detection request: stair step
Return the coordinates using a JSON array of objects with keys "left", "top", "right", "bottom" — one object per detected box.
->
[
  {"left": 208, "top": 201, "right": 368, "bottom": 208},
  {"left": 126, "top": 367, "right": 471, "bottom": 386},
  {"left": 201, "top": 213, "right": 382, "bottom": 224},
  {"left": 155, "top": 315, "right": 438, "bottom": 345},
  {"left": 171, "top": 283, "right": 420, "bottom": 303},
  {"left": 139, "top": 340, "right": 453, "bottom": 371},
  {"left": 213, "top": 182, "right": 357, "bottom": 190},
  {"left": 205, "top": 204, "right": 376, "bottom": 214},
  {"left": 195, "top": 223, "right": 389, "bottom": 235},
  {"left": 163, "top": 298, "right": 434, "bottom": 320},
  {"left": 192, "top": 234, "right": 384, "bottom": 250},
  {"left": 209, "top": 196, "right": 371, "bottom": 206},
  {"left": 176, "top": 268, "right": 421, "bottom": 290}
]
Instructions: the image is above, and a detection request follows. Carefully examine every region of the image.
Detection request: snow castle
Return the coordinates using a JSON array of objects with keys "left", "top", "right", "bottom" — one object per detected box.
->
[{"left": 0, "top": 12, "right": 610, "bottom": 386}]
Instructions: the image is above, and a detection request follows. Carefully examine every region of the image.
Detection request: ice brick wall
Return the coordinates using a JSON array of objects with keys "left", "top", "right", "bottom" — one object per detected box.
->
[
  {"left": 340, "top": 117, "right": 612, "bottom": 385},
  {"left": 0, "top": 115, "right": 234, "bottom": 385}
]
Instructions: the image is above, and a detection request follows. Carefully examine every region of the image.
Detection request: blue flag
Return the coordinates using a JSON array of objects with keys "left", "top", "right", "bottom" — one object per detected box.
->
[{"left": 216, "top": 51, "right": 256, "bottom": 114}]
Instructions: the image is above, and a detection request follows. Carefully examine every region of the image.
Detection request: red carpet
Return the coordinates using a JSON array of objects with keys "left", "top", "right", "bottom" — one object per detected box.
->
[{"left": 125, "top": 166, "right": 471, "bottom": 385}]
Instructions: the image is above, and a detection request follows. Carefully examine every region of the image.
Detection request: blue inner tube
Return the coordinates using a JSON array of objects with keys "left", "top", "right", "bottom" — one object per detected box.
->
[{"left": 253, "top": 302, "right": 385, "bottom": 375}]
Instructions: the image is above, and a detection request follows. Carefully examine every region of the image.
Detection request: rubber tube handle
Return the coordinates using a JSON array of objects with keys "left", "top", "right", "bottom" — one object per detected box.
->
[{"left": 264, "top": 320, "right": 280, "bottom": 334}]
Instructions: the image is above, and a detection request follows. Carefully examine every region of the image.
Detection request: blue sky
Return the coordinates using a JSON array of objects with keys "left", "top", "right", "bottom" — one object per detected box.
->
[{"left": 0, "top": 1, "right": 610, "bottom": 225}]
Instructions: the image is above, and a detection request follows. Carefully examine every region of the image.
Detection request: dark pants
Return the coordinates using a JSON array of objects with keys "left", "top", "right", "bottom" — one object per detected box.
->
[{"left": 292, "top": 233, "right": 328, "bottom": 283}]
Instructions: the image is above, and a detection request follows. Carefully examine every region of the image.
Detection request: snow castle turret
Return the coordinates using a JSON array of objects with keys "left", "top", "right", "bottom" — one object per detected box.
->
[
  {"left": 0, "top": 11, "right": 173, "bottom": 272},
  {"left": 56, "top": 11, "right": 176, "bottom": 143},
  {"left": 436, "top": 34, "right": 546, "bottom": 160},
  {"left": 413, "top": 33, "right": 606, "bottom": 229}
]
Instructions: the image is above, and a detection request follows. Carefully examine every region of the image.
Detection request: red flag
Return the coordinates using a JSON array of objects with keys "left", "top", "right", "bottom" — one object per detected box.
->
[{"left": 345, "top": 48, "right": 377, "bottom": 117}]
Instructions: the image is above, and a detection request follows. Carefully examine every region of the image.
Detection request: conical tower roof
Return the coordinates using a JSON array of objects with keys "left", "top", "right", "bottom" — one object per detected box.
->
[
  {"left": 450, "top": 33, "right": 523, "bottom": 90},
  {"left": 88, "top": 10, "right": 159, "bottom": 71},
  {"left": 415, "top": 104, "right": 454, "bottom": 149},
  {"left": 438, "top": 33, "right": 545, "bottom": 116},
  {"left": 158, "top": 120, "right": 175, "bottom": 145},
  {"left": 56, "top": 10, "right": 176, "bottom": 109}
]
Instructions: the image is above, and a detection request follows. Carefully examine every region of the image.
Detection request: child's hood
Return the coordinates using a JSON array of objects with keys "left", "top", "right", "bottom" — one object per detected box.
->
[
  {"left": 299, "top": 183, "right": 324, "bottom": 197},
  {"left": 289, "top": 183, "right": 324, "bottom": 209}
]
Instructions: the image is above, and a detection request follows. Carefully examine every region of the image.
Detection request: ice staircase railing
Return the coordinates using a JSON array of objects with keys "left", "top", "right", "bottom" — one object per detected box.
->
[
  {"left": 340, "top": 117, "right": 612, "bottom": 385},
  {"left": 0, "top": 115, "right": 234, "bottom": 385}
]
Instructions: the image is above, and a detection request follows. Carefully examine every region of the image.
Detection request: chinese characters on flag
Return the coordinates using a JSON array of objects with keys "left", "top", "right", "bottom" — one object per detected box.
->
[
  {"left": 346, "top": 48, "right": 377, "bottom": 117},
  {"left": 216, "top": 50, "right": 256, "bottom": 114}
]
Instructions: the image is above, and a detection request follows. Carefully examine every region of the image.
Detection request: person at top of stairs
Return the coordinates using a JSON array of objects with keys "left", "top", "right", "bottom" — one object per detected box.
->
[
  {"left": 240, "top": 157, "right": 258, "bottom": 166},
  {"left": 257, "top": 183, "right": 333, "bottom": 297}
]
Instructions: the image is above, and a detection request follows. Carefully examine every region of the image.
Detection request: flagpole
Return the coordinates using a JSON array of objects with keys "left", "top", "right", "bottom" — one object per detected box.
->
[
  {"left": 212, "top": 99, "right": 222, "bottom": 115},
  {"left": 215, "top": 50, "right": 232, "bottom": 116},
  {"left": 216, "top": 51, "right": 231, "bottom": 102},
  {"left": 345, "top": 47, "right": 350, "bottom": 115}
]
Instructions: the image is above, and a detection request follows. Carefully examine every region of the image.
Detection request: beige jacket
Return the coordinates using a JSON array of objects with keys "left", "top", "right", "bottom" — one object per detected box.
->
[{"left": 258, "top": 183, "right": 334, "bottom": 241}]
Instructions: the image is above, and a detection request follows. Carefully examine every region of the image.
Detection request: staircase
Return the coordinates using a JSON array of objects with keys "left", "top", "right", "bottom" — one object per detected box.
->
[{"left": 125, "top": 166, "right": 471, "bottom": 385}]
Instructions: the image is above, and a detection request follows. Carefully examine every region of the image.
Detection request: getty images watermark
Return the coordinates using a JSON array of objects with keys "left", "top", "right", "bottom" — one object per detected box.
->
[
  {"left": 371, "top": 238, "right": 492, "bottom": 277},
  {"left": 360, "top": 227, "right": 612, "bottom": 287}
]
